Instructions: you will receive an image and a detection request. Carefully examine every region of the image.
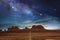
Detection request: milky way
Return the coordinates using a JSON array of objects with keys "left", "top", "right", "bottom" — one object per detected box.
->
[{"left": 0, "top": 0, "right": 60, "bottom": 30}]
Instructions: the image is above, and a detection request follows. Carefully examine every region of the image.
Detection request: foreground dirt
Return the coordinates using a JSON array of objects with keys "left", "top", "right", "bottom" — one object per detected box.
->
[{"left": 0, "top": 32, "right": 60, "bottom": 40}]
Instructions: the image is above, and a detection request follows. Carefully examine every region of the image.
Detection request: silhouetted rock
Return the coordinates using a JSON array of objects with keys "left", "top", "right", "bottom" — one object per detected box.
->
[
  {"left": 7, "top": 26, "right": 20, "bottom": 33},
  {"left": 24, "top": 27, "right": 30, "bottom": 32},
  {"left": 32, "top": 25, "right": 45, "bottom": 30},
  {"left": 0, "top": 30, "right": 2, "bottom": 33},
  {"left": 31, "top": 25, "right": 46, "bottom": 32},
  {"left": 0, "top": 25, "right": 60, "bottom": 33}
]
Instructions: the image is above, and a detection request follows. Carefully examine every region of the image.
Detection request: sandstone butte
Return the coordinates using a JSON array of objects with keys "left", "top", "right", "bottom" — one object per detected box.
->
[{"left": 0, "top": 25, "right": 60, "bottom": 40}]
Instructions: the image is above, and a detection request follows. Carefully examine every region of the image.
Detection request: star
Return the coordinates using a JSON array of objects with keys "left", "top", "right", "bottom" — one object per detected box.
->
[
  {"left": 12, "top": 6, "right": 18, "bottom": 11},
  {"left": 40, "top": 13, "right": 43, "bottom": 16},
  {"left": 53, "top": 9, "right": 56, "bottom": 11}
]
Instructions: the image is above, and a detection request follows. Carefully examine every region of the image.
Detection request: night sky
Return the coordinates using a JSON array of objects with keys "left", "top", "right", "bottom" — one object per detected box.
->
[{"left": 0, "top": 0, "right": 60, "bottom": 30}]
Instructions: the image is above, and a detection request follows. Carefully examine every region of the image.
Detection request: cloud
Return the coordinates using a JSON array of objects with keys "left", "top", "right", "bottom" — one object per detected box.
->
[{"left": 22, "top": 20, "right": 32, "bottom": 24}]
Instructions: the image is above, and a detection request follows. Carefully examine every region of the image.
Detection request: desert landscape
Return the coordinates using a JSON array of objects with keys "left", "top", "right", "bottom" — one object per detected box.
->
[{"left": 0, "top": 25, "right": 60, "bottom": 40}]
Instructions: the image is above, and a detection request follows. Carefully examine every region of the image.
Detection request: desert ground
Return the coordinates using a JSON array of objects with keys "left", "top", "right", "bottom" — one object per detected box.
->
[{"left": 0, "top": 32, "right": 60, "bottom": 40}]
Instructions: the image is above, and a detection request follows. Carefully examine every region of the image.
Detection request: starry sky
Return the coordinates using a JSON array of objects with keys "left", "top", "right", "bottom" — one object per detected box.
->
[{"left": 0, "top": 0, "right": 60, "bottom": 30}]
